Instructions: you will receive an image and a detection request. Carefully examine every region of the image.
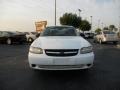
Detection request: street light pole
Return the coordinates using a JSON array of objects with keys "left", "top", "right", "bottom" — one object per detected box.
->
[
  {"left": 55, "top": 0, "right": 56, "bottom": 26},
  {"left": 98, "top": 19, "right": 100, "bottom": 28},
  {"left": 78, "top": 9, "right": 81, "bottom": 17},
  {"left": 118, "top": 16, "right": 120, "bottom": 33},
  {"left": 101, "top": 22, "right": 103, "bottom": 30}
]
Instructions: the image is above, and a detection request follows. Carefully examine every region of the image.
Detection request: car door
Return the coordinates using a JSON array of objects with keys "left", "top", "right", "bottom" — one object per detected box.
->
[
  {"left": 0, "top": 31, "right": 5, "bottom": 42},
  {"left": 0, "top": 32, "right": 8, "bottom": 42},
  {"left": 0, "top": 31, "right": 2, "bottom": 42}
]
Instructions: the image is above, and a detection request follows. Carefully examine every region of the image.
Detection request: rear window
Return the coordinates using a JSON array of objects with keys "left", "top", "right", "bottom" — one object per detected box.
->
[
  {"left": 7, "top": 32, "right": 16, "bottom": 35},
  {"left": 103, "top": 31, "right": 115, "bottom": 34}
]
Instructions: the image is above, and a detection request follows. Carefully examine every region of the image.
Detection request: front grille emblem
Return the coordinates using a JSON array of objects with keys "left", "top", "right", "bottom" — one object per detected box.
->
[{"left": 59, "top": 51, "right": 64, "bottom": 54}]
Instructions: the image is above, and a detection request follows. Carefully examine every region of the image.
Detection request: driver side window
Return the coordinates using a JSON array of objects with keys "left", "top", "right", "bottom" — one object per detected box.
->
[
  {"left": 0, "top": 32, "right": 3, "bottom": 37},
  {"left": 2, "top": 32, "right": 9, "bottom": 36},
  {"left": 0, "top": 32, "right": 1, "bottom": 37}
]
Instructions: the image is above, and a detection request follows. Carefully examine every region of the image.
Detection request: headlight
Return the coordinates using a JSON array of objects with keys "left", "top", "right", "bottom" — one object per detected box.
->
[
  {"left": 29, "top": 46, "right": 43, "bottom": 54},
  {"left": 80, "top": 46, "right": 93, "bottom": 54}
]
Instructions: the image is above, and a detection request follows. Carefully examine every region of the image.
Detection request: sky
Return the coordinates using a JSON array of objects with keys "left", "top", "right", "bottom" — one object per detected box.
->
[{"left": 0, "top": 0, "right": 120, "bottom": 32}]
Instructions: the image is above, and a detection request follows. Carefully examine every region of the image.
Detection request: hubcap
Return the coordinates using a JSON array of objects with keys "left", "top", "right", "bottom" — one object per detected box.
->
[
  {"left": 7, "top": 39, "right": 11, "bottom": 45},
  {"left": 99, "top": 39, "right": 102, "bottom": 44},
  {"left": 29, "top": 38, "right": 32, "bottom": 42}
]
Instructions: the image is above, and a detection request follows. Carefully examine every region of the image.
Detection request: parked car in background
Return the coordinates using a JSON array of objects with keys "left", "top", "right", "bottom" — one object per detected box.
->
[
  {"left": 94, "top": 31, "right": 119, "bottom": 44},
  {"left": 0, "top": 31, "right": 26, "bottom": 45},
  {"left": 25, "top": 32, "right": 38, "bottom": 43},
  {"left": 80, "top": 32, "right": 94, "bottom": 39},
  {"left": 28, "top": 26, "right": 94, "bottom": 70}
]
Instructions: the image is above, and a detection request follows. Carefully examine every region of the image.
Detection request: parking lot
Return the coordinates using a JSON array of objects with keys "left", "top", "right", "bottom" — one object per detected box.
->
[{"left": 0, "top": 39, "right": 120, "bottom": 90}]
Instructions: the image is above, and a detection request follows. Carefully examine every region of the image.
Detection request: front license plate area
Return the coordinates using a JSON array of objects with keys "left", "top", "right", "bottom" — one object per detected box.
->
[{"left": 53, "top": 58, "right": 73, "bottom": 65}]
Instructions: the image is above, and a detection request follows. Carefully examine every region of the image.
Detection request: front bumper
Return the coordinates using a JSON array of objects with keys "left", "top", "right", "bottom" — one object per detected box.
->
[{"left": 28, "top": 52, "right": 94, "bottom": 70}]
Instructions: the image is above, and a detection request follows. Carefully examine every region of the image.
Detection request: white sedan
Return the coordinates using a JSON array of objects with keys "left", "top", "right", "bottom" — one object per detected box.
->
[{"left": 28, "top": 26, "right": 94, "bottom": 70}]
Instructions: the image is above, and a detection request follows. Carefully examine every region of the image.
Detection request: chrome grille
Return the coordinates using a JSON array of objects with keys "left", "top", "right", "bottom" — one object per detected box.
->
[{"left": 45, "top": 49, "right": 78, "bottom": 57}]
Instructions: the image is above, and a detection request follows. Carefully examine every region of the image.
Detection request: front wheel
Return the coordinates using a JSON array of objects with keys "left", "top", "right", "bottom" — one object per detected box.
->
[
  {"left": 6, "top": 38, "right": 12, "bottom": 45},
  {"left": 28, "top": 38, "right": 33, "bottom": 43},
  {"left": 93, "top": 39, "right": 97, "bottom": 43},
  {"left": 99, "top": 39, "right": 103, "bottom": 44},
  {"left": 113, "top": 41, "right": 118, "bottom": 45}
]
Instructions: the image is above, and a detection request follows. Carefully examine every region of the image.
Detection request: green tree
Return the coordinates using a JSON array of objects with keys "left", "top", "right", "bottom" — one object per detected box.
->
[
  {"left": 60, "top": 13, "right": 81, "bottom": 28},
  {"left": 79, "top": 20, "right": 91, "bottom": 32},
  {"left": 103, "top": 27, "right": 109, "bottom": 30},
  {"left": 95, "top": 28, "right": 102, "bottom": 33},
  {"left": 109, "top": 25, "right": 115, "bottom": 31}
]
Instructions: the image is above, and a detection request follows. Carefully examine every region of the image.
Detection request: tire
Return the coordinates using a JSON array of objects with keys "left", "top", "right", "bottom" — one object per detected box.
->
[
  {"left": 93, "top": 39, "right": 96, "bottom": 43},
  {"left": 113, "top": 41, "right": 118, "bottom": 45},
  {"left": 99, "top": 39, "right": 102, "bottom": 44},
  {"left": 19, "top": 41, "right": 23, "bottom": 44},
  {"left": 6, "top": 38, "right": 12, "bottom": 45},
  {"left": 28, "top": 38, "right": 33, "bottom": 43}
]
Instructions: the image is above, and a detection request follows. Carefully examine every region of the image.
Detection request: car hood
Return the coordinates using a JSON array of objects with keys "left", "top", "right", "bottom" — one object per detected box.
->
[{"left": 31, "top": 36, "right": 91, "bottom": 49}]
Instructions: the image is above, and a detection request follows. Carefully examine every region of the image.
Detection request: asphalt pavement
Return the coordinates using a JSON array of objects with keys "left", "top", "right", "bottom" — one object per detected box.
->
[{"left": 0, "top": 40, "right": 120, "bottom": 90}]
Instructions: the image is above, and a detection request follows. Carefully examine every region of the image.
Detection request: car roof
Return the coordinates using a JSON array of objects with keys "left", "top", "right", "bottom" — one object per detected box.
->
[
  {"left": 0, "top": 31, "right": 14, "bottom": 33},
  {"left": 46, "top": 25, "right": 74, "bottom": 28}
]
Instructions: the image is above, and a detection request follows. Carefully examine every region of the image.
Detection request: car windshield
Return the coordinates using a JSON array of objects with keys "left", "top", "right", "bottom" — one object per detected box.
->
[
  {"left": 41, "top": 27, "right": 77, "bottom": 36},
  {"left": 103, "top": 31, "right": 115, "bottom": 34}
]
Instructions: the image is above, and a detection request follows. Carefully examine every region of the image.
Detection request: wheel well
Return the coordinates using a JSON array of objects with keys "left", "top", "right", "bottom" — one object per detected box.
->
[
  {"left": 28, "top": 37, "right": 34, "bottom": 42},
  {"left": 28, "top": 37, "right": 33, "bottom": 40},
  {"left": 6, "top": 37, "right": 12, "bottom": 44},
  {"left": 7, "top": 37, "right": 12, "bottom": 41}
]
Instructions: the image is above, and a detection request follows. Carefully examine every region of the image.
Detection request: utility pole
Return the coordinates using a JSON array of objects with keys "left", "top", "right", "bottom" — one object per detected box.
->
[
  {"left": 78, "top": 9, "right": 81, "bottom": 17},
  {"left": 101, "top": 22, "right": 103, "bottom": 30},
  {"left": 55, "top": 0, "right": 56, "bottom": 26},
  {"left": 118, "top": 16, "right": 120, "bottom": 34}
]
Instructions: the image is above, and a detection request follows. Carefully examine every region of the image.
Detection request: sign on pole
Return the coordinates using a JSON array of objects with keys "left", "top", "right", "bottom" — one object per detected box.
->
[{"left": 35, "top": 21, "right": 47, "bottom": 32}]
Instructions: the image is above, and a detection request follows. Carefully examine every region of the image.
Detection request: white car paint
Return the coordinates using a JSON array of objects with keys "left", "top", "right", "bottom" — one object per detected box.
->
[
  {"left": 28, "top": 26, "right": 94, "bottom": 70},
  {"left": 31, "top": 37, "right": 90, "bottom": 49},
  {"left": 94, "top": 31, "right": 119, "bottom": 44}
]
